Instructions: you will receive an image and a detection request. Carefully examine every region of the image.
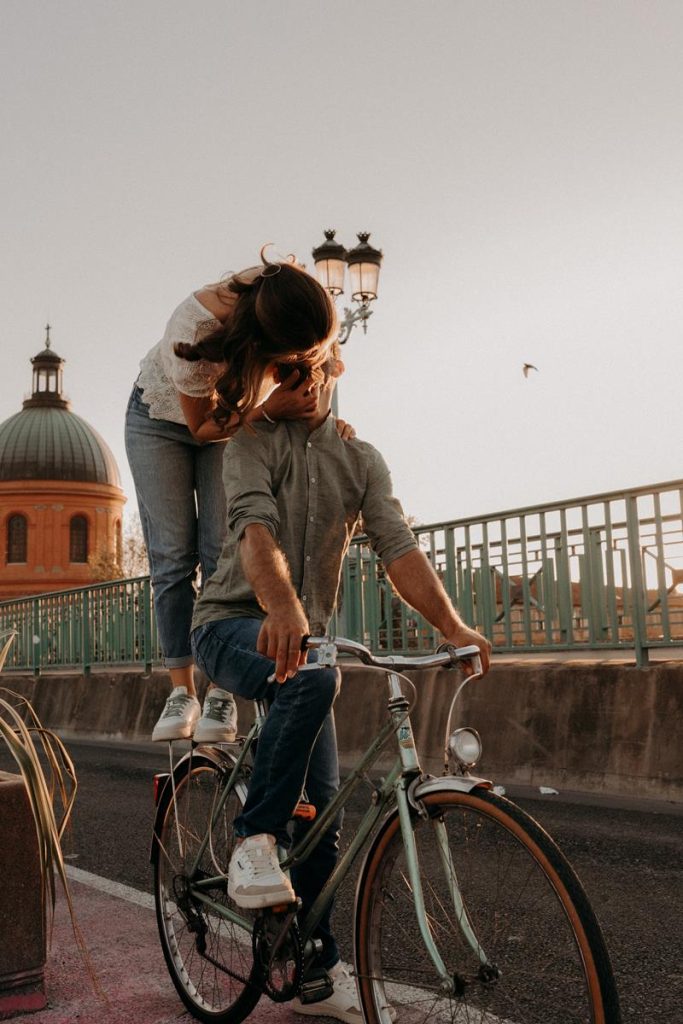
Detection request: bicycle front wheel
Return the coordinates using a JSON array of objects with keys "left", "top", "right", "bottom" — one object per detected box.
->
[
  {"left": 355, "top": 786, "right": 620, "bottom": 1024},
  {"left": 153, "top": 750, "right": 260, "bottom": 1024}
]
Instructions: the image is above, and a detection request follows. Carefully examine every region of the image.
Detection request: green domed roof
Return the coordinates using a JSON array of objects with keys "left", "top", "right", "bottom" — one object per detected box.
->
[
  {"left": 0, "top": 407, "right": 121, "bottom": 486},
  {"left": 0, "top": 329, "right": 121, "bottom": 487}
]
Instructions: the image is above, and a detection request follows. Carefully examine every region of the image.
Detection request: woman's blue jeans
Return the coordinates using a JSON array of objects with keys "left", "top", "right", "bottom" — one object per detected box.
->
[
  {"left": 124, "top": 386, "right": 227, "bottom": 667},
  {"left": 192, "top": 617, "right": 342, "bottom": 969}
]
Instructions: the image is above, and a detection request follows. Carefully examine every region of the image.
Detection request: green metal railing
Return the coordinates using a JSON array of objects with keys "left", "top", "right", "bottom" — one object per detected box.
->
[
  {"left": 0, "top": 577, "right": 161, "bottom": 675},
  {"left": 1, "top": 479, "right": 681, "bottom": 672},
  {"left": 337, "top": 477, "right": 683, "bottom": 666}
]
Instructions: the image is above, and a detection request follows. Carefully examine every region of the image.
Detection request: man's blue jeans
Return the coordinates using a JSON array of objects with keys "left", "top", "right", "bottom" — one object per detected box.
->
[
  {"left": 192, "top": 617, "right": 342, "bottom": 969},
  {"left": 124, "top": 385, "right": 227, "bottom": 667}
]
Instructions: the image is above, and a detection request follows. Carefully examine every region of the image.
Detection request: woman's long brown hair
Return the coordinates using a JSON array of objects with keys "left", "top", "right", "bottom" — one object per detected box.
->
[{"left": 174, "top": 259, "right": 336, "bottom": 422}]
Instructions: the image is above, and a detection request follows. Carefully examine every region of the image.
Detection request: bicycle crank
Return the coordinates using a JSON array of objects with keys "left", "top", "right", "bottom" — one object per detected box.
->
[{"left": 252, "top": 901, "right": 303, "bottom": 1002}]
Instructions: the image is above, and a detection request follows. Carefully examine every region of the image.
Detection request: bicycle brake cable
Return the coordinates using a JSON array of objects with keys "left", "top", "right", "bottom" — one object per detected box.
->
[{"left": 443, "top": 674, "right": 473, "bottom": 773}]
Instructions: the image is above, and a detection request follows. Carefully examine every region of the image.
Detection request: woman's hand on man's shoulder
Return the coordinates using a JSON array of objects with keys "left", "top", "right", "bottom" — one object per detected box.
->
[{"left": 335, "top": 418, "right": 356, "bottom": 441}]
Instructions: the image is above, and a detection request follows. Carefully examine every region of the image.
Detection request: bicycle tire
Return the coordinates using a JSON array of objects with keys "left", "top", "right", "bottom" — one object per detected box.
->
[
  {"left": 355, "top": 786, "right": 621, "bottom": 1024},
  {"left": 153, "top": 749, "right": 260, "bottom": 1024}
]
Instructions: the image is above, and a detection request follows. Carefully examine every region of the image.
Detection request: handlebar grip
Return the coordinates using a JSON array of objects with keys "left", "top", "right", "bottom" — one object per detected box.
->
[{"left": 437, "top": 642, "right": 483, "bottom": 673}]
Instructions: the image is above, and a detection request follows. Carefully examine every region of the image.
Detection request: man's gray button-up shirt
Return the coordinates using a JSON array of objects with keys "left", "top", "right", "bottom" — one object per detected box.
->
[{"left": 192, "top": 415, "right": 418, "bottom": 633}]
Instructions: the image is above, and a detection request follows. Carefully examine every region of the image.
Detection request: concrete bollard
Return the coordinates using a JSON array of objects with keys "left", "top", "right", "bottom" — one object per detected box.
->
[{"left": 0, "top": 771, "right": 46, "bottom": 1018}]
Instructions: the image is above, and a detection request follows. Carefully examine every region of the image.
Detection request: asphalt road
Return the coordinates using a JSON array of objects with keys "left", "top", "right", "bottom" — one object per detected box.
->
[{"left": 3, "top": 737, "right": 682, "bottom": 1022}]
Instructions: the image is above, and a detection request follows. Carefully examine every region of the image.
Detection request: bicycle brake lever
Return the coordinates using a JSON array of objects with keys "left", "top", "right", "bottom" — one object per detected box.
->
[
  {"left": 266, "top": 642, "right": 338, "bottom": 683},
  {"left": 437, "top": 642, "right": 482, "bottom": 676},
  {"left": 266, "top": 663, "right": 320, "bottom": 682},
  {"left": 311, "top": 641, "right": 338, "bottom": 667}
]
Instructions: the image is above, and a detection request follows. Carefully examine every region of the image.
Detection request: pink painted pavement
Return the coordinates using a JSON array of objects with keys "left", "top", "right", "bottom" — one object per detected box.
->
[{"left": 7, "top": 878, "right": 299, "bottom": 1024}]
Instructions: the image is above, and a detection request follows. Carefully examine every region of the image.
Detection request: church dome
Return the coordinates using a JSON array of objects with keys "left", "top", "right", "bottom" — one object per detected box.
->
[{"left": 0, "top": 328, "right": 121, "bottom": 487}]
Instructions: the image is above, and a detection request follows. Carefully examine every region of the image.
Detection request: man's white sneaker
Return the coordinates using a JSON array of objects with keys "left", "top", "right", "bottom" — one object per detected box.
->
[
  {"left": 193, "top": 687, "right": 238, "bottom": 743},
  {"left": 292, "top": 961, "right": 363, "bottom": 1024},
  {"left": 227, "top": 833, "right": 295, "bottom": 909},
  {"left": 152, "top": 686, "right": 200, "bottom": 742}
]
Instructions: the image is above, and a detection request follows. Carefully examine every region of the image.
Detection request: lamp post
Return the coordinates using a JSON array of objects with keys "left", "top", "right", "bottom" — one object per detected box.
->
[
  {"left": 311, "top": 229, "right": 383, "bottom": 415},
  {"left": 311, "top": 230, "right": 382, "bottom": 635}
]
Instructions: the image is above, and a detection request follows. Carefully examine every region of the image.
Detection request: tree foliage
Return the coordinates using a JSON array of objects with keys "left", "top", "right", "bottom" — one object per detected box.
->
[{"left": 87, "top": 511, "right": 149, "bottom": 582}]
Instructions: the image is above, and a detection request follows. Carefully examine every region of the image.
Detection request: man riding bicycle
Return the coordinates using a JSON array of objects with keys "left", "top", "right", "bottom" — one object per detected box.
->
[{"left": 190, "top": 346, "right": 491, "bottom": 1022}]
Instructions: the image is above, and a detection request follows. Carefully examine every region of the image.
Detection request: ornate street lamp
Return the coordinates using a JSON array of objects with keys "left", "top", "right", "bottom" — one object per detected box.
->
[
  {"left": 312, "top": 230, "right": 383, "bottom": 344},
  {"left": 310, "top": 229, "right": 347, "bottom": 297}
]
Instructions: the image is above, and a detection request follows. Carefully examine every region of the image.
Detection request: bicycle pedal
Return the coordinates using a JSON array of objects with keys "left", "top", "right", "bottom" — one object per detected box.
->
[
  {"left": 298, "top": 968, "right": 334, "bottom": 1004},
  {"left": 292, "top": 801, "right": 317, "bottom": 821},
  {"left": 268, "top": 897, "right": 301, "bottom": 916}
]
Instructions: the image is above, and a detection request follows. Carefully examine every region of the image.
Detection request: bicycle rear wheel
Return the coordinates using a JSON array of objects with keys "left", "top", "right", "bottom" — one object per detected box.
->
[
  {"left": 153, "top": 750, "right": 260, "bottom": 1024},
  {"left": 355, "top": 786, "right": 621, "bottom": 1024}
]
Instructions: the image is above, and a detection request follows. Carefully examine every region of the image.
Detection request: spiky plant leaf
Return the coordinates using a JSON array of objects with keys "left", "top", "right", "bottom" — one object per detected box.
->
[{"left": 0, "top": 631, "right": 103, "bottom": 998}]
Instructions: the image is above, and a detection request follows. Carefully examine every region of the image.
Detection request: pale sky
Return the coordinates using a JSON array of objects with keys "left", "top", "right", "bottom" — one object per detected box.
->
[{"left": 2, "top": 0, "right": 681, "bottom": 527}]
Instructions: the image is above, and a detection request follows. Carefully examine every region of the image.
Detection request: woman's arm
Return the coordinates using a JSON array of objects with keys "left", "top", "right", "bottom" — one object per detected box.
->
[
  {"left": 177, "top": 385, "right": 305, "bottom": 443},
  {"left": 195, "top": 269, "right": 261, "bottom": 322},
  {"left": 177, "top": 392, "right": 239, "bottom": 442},
  {"left": 194, "top": 284, "right": 236, "bottom": 322}
]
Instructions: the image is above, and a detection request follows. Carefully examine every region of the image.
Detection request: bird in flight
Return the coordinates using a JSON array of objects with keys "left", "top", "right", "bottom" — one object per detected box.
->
[{"left": 523, "top": 363, "right": 539, "bottom": 378}]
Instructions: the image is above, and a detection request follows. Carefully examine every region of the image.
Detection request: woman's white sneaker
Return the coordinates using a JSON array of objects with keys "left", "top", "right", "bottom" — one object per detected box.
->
[
  {"left": 292, "top": 961, "right": 363, "bottom": 1024},
  {"left": 227, "top": 834, "right": 295, "bottom": 909},
  {"left": 193, "top": 687, "right": 238, "bottom": 743},
  {"left": 151, "top": 687, "right": 200, "bottom": 742}
]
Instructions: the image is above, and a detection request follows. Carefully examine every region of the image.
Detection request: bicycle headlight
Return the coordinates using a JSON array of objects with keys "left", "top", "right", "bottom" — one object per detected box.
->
[{"left": 448, "top": 728, "right": 482, "bottom": 768}]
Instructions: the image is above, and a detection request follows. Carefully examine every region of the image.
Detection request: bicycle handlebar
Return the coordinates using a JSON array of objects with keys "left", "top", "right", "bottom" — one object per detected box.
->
[{"left": 305, "top": 635, "right": 483, "bottom": 677}]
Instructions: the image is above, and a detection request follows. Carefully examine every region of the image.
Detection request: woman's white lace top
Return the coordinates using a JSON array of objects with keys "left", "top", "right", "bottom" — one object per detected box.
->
[{"left": 137, "top": 293, "right": 224, "bottom": 423}]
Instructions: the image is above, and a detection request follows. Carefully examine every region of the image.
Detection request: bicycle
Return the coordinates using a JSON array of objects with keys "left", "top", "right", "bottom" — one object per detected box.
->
[{"left": 151, "top": 636, "right": 622, "bottom": 1024}]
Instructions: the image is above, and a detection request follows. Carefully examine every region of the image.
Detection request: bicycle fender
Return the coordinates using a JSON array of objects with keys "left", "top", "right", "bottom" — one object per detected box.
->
[
  {"left": 411, "top": 773, "right": 492, "bottom": 807},
  {"left": 149, "top": 746, "right": 244, "bottom": 865}
]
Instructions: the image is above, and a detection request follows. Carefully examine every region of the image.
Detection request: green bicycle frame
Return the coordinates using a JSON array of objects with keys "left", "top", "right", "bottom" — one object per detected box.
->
[{"left": 178, "top": 670, "right": 477, "bottom": 992}]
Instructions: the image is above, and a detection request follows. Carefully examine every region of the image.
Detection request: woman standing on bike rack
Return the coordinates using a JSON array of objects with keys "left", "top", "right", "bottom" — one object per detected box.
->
[
  {"left": 190, "top": 349, "right": 491, "bottom": 1022},
  {"left": 125, "top": 250, "right": 345, "bottom": 746}
]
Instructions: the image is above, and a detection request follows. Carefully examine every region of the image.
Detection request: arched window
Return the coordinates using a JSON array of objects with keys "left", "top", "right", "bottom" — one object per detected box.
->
[
  {"left": 7, "top": 515, "right": 28, "bottom": 563},
  {"left": 70, "top": 515, "right": 89, "bottom": 563}
]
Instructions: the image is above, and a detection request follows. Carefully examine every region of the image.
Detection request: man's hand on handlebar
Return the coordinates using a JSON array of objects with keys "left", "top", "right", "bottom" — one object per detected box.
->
[
  {"left": 256, "top": 604, "right": 310, "bottom": 683},
  {"left": 445, "top": 623, "right": 491, "bottom": 675}
]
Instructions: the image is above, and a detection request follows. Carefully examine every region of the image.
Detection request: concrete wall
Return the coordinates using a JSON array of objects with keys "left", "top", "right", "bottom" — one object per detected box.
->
[{"left": 3, "top": 658, "right": 682, "bottom": 800}]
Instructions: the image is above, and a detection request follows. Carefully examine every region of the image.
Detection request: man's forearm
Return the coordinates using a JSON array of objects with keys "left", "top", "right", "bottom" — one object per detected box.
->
[
  {"left": 385, "top": 549, "right": 466, "bottom": 636},
  {"left": 240, "top": 524, "right": 302, "bottom": 615},
  {"left": 240, "top": 524, "right": 310, "bottom": 681},
  {"left": 386, "top": 549, "right": 491, "bottom": 672}
]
